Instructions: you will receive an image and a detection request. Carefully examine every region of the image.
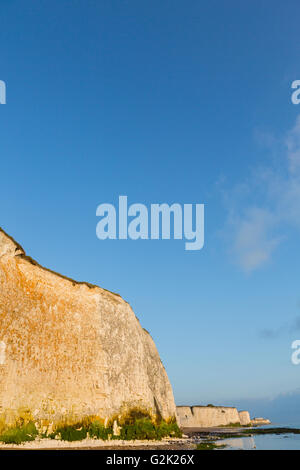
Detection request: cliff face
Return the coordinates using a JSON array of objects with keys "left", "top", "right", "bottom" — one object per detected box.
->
[{"left": 0, "top": 228, "right": 176, "bottom": 424}]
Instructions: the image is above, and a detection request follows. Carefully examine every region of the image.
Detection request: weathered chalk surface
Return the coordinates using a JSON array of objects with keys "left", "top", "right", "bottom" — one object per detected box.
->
[{"left": 0, "top": 228, "right": 176, "bottom": 424}]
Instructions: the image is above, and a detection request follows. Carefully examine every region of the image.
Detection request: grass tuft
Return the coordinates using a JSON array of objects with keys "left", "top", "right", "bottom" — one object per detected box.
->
[{"left": 0, "top": 422, "right": 38, "bottom": 444}]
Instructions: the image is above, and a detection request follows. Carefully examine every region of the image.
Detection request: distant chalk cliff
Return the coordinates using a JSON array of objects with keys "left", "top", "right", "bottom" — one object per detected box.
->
[{"left": 176, "top": 406, "right": 269, "bottom": 427}]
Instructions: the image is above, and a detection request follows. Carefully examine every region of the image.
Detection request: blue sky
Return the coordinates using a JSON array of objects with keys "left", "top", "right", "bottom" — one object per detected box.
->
[{"left": 1, "top": 0, "right": 300, "bottom": 414}]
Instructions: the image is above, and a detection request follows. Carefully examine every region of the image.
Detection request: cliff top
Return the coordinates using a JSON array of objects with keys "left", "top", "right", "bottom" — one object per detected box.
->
[{"left": 0, "top": 226, "right": 122, "bottom": 300}]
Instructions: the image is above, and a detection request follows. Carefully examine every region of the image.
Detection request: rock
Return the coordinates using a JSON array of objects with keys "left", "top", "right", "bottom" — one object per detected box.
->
[
  {"left": 0, "top": 228, "right": 176, "bottom": 425},
  {"left": 113, "top": 419, "right": 121, "bottom": 436},
  {"left": 238, "top": 410, "right": 251, "bottom": 426}
]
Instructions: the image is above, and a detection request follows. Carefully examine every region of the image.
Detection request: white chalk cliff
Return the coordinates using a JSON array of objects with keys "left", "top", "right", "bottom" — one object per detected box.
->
[{"left": 0, "top": 228, "right": 176, "bottom": 424}]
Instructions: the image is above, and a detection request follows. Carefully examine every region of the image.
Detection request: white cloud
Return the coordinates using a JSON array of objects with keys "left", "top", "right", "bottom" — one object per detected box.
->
[
  {"left": 230, "top": 207, "right": 280, "bottom": 272},
  {"left": 224, "top": 115, "right": 300, "bottom": 272}
]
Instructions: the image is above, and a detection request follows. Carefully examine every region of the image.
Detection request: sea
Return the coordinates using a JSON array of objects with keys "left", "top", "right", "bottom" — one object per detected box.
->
[{"left": 219, "top": 422, "right": 300, "bottom": 450}]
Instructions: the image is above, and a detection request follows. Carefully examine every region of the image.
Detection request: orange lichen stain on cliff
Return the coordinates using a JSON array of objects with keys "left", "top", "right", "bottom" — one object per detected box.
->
[{"left": 0, "top": 256, "right": 100, "bottom": 376}]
